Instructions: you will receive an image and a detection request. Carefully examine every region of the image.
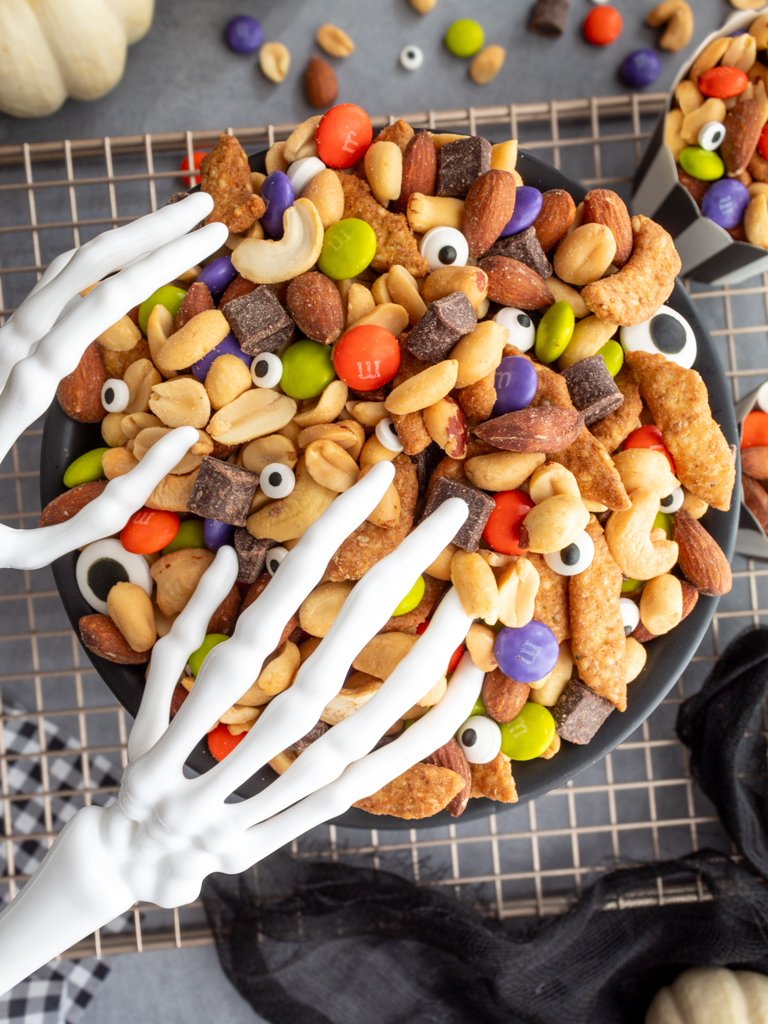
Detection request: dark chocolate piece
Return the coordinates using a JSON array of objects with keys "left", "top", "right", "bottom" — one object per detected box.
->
[
  {"left": 223, "top": 285, "right": 294, "bottom": 356},
  {"left": 292, "top": 720, "right": 330, "bottom": 755},
  {"left": 420, "top": 477, "right": 495, "bottom": 552},
  {"left": 403, "top": 292, "right": 476, "bottom": 363},
  {"left": 234, "top": 529, "right": 274, "bottom": 584},
  {"left": 483, "top": 226, "right": 553, "bottom": 279},
  {"left": 436, "top": 136, "right": 492, "bottom": 199},
  {"left": 186, "top": 456, "right": 260, "bottom": 526},
  {"left": 561, "top": 354, "right": 624, "bottom": 427},
  {"left": 529, "top": 0, "right": 570, "bottom": 37},
  {"left": 409, "top": 441, "right": 444, "bottom": 496},
  {"left": 552, "top": 679, "right": 614, "bottom": 744}
]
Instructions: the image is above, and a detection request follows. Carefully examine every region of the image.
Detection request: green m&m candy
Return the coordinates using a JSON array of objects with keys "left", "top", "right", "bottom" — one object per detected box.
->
[
  {"left": 535, "top": 301, "right": 575, "bottom": 364},
  {"left": 499, "top": 702, "right": 555, "bottom": 760},
  {"left": 392, "top": 575, "right": 425, "bottom": 616},
  {"left": 445, "top": 19, "right": 484, "bottom": 58},
  {"left": 280, "top": 340, "right": 336, "bottom": 400},
  {"left": 62, "top": 447, "right": 109, "bottom": 488},
  {"left": 162, "top": 518, "right": 206, "bottom": 553},
  {"left": 679, "top": 146, "right": 724, "bottom": 182},
  {"left": 653, "top": 510, "right": 673, "bottom": 539},
  {"left": 138, "top": 285, "right": 187, "bottom": 334},
  {"left": 188, "top": 633, "right": 229, "bottom": 676},
  {"left": 621, "top": 576, "right": 643, "bottom": 594},
  {"left": 318, "top": 218, "right": 377, "bottom": 280},
  {"left": 599, "top": 339, "right": 624, "bottom": 377}
]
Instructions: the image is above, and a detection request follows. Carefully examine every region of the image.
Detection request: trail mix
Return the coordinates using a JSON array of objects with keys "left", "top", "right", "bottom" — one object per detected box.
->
[{"left": 44, "top": 104, "right": 735, "bottom": 820}]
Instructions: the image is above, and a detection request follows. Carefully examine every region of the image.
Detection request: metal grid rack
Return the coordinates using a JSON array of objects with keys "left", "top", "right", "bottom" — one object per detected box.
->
[{"left": 0, "top": 95, "right": 762, "bottom": 959}]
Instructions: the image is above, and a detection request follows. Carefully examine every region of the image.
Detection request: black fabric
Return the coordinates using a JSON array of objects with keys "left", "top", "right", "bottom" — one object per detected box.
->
[{"left": 203, "top": 627, "right": 768, "bottom": 1024}]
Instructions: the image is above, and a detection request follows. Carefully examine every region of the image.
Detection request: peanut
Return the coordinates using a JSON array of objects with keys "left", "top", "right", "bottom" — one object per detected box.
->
[
  {"left": 466, "top": 622, "right": 499, "bottom": 672},
  {"left": 101, "top": 411, "right": 128, "bottom": 447},
  {"left": 387, "top": 264, "right": 427, "bottom": 325},
  {"left": 107, "top": 582, "right": 156, "bottom": 653},
  {"left": 529, "top": 462, "right": 580, "bottom": 503},
  {"left": 425, "top": 543, "right": 458, "bottom": 582},
  {"left": 146, "top": 469, "right": 199, "bottom": 512},
  {"left": 423, "top": 396, "right": 467, "bottom": 458},
  {"left": 625, "top": 636, "right": 647, "bottom": 683},
  {"left": 553, "top": 223, "right": 617, "bottom": 287},
  {"left": 612, "top": 448, "right": 679, "bottom": 498},
  {"left": 751, "top": 13, "right": 768, "bottom": 49},
  {"left": 240, "top": 642, "right": 300, "bottom": 704},
  {"left": 407, "top": 193, "right": 465, "bottom": 233},
  {"left": 451, "top": 550, "right": 499, "bottom": 622},
  {"left": 220, "top": 705, "right": 261, "bottom": 727},
  {"left": 241, "top": 434, "right": 298, "bottom": 475},
  {"left": 664, "top": 109, "right": 686, "bottom": 162},
  {"left": 547, "top": 276, "right": 589, "bottom": 318},
  {"left": 364, "top": 141, "right": 403, "bottom": 205},
  {"left": 522, "top": 494, "right": 590, "bottom": 554},
  {"left": 490, "top": 140, "right": 518, "bottom": 174},
  {"left": 133, "top": 426, "right": 211, "bottom": 474},
  {"left": 121, "top": 412, "right": 161, "bottom": 439},
  {"left": 529, "top": 641, "right": 573, "bottom": 701},
  {"left": 149, "top": 376, "right": 211, "bottom": 429},
  {"left": 359, "top": 435, "right": 399, "bottom": 467},
  {"left": 155, "top": 310, "right": 230, "bottom": 374},
  {"left": 316, "top": 23, "right": 354, "bottom": 57},
  {"left": 470, "top": 45, "right": 506, "bottom": 85},
  {"left": 283, "top": 114, "right": 322, "bottom": 162},
  {"left": 689, "top": 38, "right": 729, "bottom": 83},
  {"left": 260, "top": 41, "right": 291, "bottom": 83},
  {"left": 344, "top": 281, "right": 376, "bottom": 326},
  {"left": 451, "top": 319, "right": 507, "bottom": 389},
  {"left": 385, "top": 360, "right": 459, "bottom": 415},
  {"left": 681, "top": 489, "right": 708, "bottom": 519},
  {"left": 353, "top": 632, "right": 418, "bottom": 679},
  {"left": 321, "top": 674, "right": 383, "bottom": 725},
  {"left": 745, "top": 194, "right": 768, "bottom": 248},
  {"left": 558, "top": 315, "right": 618, "bottom": 370},
  {"left": 421, "top": 266, "right": 488, "bottom": 309},
  {"left": 97, "top": 314, "right": 142, "bottom": 352},
  {"left": 123, "top": 358, "right": 162, "bottom": 415},
  {"left": 301, "top": 168, "right": 344, "bottom": 228},
  {"left": 347, "top": 400, "right": 389, "bottom": 427},
  {"left": 299, "top": 581, "right": 355, "bottom": 637},
  {"left": 359, "top": 465, "right": 401, "bottom": 528},
  {"left": 465, "top": 452, "right": 546, "bottom": 492},
  {"left": 204, "top": 354, "right": 253, "bottom": 411},
  {"left": 146, "top": 304, "right": 174, "bottom": 374},
  {"left": 408, "top": 0, "right": 436, "bottom": 12},
  {"left": 639, "top": 573, "right": 682, "bottom": 636},
  {"left": 304, "top": 439, "right": 360, "bottom": 492},
  {"left": 298, "top": 421, "right": 360, "bottom": 451},
  {"left": 102, "top": 446, "right": 138, "bottom": 479},
  {"left": 497, "top": 557, "right": 539, "bottom": 628},
  {"left": 674, "top": 79, "right": 703, "bottom": 116},
  {"left": 540, "top": 733, "right": 561, "bottom": 759},
  {"left": 151, "top": 547, "right": 215, "bottom": 617},
  {"left": 681, "top": 98, "right": 726, "bottom": 145},
  {"left": 265, "top": 141, "right": 289, "bottom": 174},
  {"left": 208, "top": 388, "right": 297, "bottom": 445},
  {"left": 346, "top": 302, "right": 409, "bottom": 337},
  {"left": 371, "top": 273, "right": 391, "bottom": 305},
  {"left": 292, "top": 379, "right": 349, "bottom": 428},
  {"left": 722, "top": 31, "right": 757, "bottom": 73}
]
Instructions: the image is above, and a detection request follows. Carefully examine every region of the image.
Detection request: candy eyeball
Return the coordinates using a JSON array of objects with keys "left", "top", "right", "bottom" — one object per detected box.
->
[
  {"left": 493, "top": 307, "right": 535, "bottom": 353},
  {"left": 619, "top": 597, "right": 640, "bottom": 637},
  {"left": 456, "top": 714, "right": 502, "bottom": 764},
  {"left": 400, "top": 44, "right": 423, "bottom": 71},
  {"left": 266, "top": 546, "right": 289, "bottom": 576},
  {"left": 286, "top": 155, "right": 327, "bottom": 197},
  {"left": 375, "top": 416, "right": 403, "bottom": 453},
  {"left": 620, "top": 306, "right": 697, "bottom": 370},
  {"left": 698, "top": 121, "right": 726, "bottom": 152},
  {"left": 101, "top": 378, "right": 130, "bottom": 413},
  {"left": 76, "top": 538, "right": 152, "bottom": 615},
  {"left": 419, "top": 226, "right": 469, "bottom": 272},
  {"left": 260, "top": 463, "right": 295, "bottom": 499},
  {"left": 544, "top": 530, "right": 595, "bottom": 577},
  {"left": 659, "top": 486, "right": 684, "bottom": 513},
  {"left": 251, "top": 352, "right": 283, "bottom": 388}
]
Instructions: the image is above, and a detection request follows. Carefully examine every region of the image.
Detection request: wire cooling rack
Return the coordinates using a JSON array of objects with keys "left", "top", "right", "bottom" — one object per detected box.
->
[{"left": 0, "top": 94, "right": 762, "bottom": 959}]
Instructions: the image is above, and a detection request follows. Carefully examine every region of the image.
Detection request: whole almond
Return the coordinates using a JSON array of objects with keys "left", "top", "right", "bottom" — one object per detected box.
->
[
  {"left": 305, "top": 56, "right": 338, "bottom": 108},
  {"left": 673, "top": 509, "right": 732, "bottom": 597},
  {"left": 423, "top": 738, "right": 471, "bottom": 817},
  {"left": 474, "top": 406, "right": 584, "bottom": 452},
  {"left": 722, "top": 97, "right": 763, "bottom": 177},
  {"left": 79, "top": 613, "right": 151, "bottom": 665},
  {"left": 741, "top": 446, "right": 768, "bottom": 479},
  {"left": 286, "top": 271, "right": 344, "bottom": 343},
  {"left": 394, "top": 130, "right": 437, "bottom": 214},
  {"left": 533, "top": 189, "right": 576, "bottom": 252},
  {"left": 581, "top": 189, "right": 633, "bottom": 268},
  {"left": 207, "top": 583, "right": 241, "bottom": 635},
  {"left": 56, "top": 342, "right": 108, "bottom": 423},
  {"left": 481, "top": 669, "right": 530, "bottom": 723},
  {"left": 462, "top": 169, "right": 517, "bottom": 258},
  {"left": 39, "top": 480, "right": 107, "bottom": 527},
  {"left": 742, "top": 473, "right": 768, "bottom": 532},
  {"left": 478, "top": 255, "right": 554, "bottom": 309}
]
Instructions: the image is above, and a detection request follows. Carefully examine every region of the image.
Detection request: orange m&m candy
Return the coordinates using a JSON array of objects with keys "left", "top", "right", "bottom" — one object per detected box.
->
[
  {"left": 208, "top": 722, "right": 246, "bottom": 761},
  {"left": 121, "top": 508, "right": 180, "bottom": 554},
  {"left": 316, "top": 104, "right": 373, "bottom": 169},
  {"left": 333, "top": 324, "right": 401, "bottom": 390},
  {"left": 583, "top": 6, "right": 622, "bottom": 46},
  {"left": 742, "top": 410, "right": 768, "bottom": 449},
  {"left": 180, "top": 151, "right": 206, "bottom": 187},
  {"left": 698, "top": 66, "right": 748, "bottom": 100},
  {"left": 482, "top": 490, "right": 534, "bottom": 556}
]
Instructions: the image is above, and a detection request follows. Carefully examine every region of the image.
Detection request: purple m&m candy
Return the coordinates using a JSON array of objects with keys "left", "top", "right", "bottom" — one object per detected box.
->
[
  {"left": 196, "top": 255, "right": 237, "bottom": 299},
  {"left": 494, "top": 620, "right": 559, "bottom": 684},
  {"left": 204, "top": 518, "right": 236, "bottom": 553},
  {"left": 501, "top": 187, "right": 543, "bottom": 237},
  {"left": 260, "top": 172, "right": 295, "bottom": 239},
  {"left": 621, "top": 49, "right": 662, "bottom": 89},
  {"left": 701, "top": 178, "right": 751, "bottom": 230},
  {"left": 191, "top": 332, "right": 251, "bottom": 382},
  {"left": 493, "top": 355, "right": 538, "bottom": 415},
  {"left": 225, "top": 15, "right": 263, "bottom": 54}
]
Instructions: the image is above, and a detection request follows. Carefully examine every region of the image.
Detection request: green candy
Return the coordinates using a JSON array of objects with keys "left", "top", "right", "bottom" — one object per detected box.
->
[
  {"left": 63, "top": 448, "right": 109, "bottom": 488},
  {"left": 393, "top": 575, "right": 425, "bottom": 616},
  {"left": 162, "top": 519, "right": 206, "bottom": 553},
  {"left": 599, "top": 339, "right": 624, "bottom": 377},
  {"left": 621, "top": 577, "right": 643, "bottom": 594},
  {"left": 280, "top": 339, "right": 336, "bottom": 400},
  {"left": 138, "top": 285, "right": 187, "bottom": 334},
  {"left": 535, "top": 301, "right": 575, "bottom": 364},
  {"left": 499, "top": 703, "right": 555, "bottom": 760},
  {"left": 469, "top": 696, "right": 486, "bottom": 717},
  {"left": 679, "top": 146, "right": 724, "bottom": 182},
  {"left": 188, "top": 633, "right": 229, "bottom": 676},
  {"left": 317, "top": 218, "right": 377, "bottom": 280},
  {"left": 445, "top": 18, "right": 484, "bottom": 57},
  {"left": 653, "top": 511, "right": 673, "bottom": 539}
]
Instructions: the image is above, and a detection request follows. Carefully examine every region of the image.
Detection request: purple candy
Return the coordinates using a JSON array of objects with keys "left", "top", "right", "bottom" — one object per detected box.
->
[
  {"left": 260, "top": 172, "right": 295, "bottom": 239},
  {"left": 204, "top": 517, "right": 236, "bottom": 552},
  {"left": 191, "top": 332, "right": 251, "bottom": 382},
  {"left": 494, "top": 620, "right": 559, "bottom": 684},
  {"left": 621, "top": 49, "right": 662, "bottom": 89},
  {"left": 225, "top": 15, "right": 263, "bottom": 54},
  {"left": 492, "top": 355, "right": 538, "bottom": 415},
  {"left": 701, "top": 178, "right": 751, "bottom": 230},
  {"left": 196, "top": 255, "right": 238, "bottom": 299},
  {"left": 500, "top": 187, "right": 543, "bottom": 237}
]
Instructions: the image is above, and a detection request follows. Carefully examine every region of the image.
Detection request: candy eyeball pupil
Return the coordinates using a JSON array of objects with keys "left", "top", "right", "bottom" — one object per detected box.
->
[
  {"left": 438, "top": 245, "right": 457, "bottom": 265},
  {"left": 87, "top": 558, "right": 129, "bottom": 601},
  {"left": 561, "top": 543, "right": 580, "bottom": 566},
  {"left": 650, "top": 314, "right": 687, "bottom": 354},
  {"left": 517, "top": 313, "right": 531, "bottom": 329},
  {"left": 462, "top": 728, "right": 477, "bottom": 747},
  {"left": 269, "top": 471, "right": 282, "bottom": 487},
  {"left": 255, "top": 360, "right": 268, "bottom": 378},
  {"left": 660, "top": 494, "right": 672, "bottom": 508},
  {"left": 104, "top": 388, "right": 114, "bottom": 404},
  {"left": 407, "top": 48, "right": 416, "bottom": 57}
]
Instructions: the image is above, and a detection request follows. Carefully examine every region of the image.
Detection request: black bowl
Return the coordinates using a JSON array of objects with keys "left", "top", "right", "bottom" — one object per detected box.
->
[{"left": 40, "top": 149, "right": 739, "bottom": 829}]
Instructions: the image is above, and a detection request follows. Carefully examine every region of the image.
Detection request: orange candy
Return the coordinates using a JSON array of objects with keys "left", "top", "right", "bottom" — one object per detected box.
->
[
  {"left": 120, "top": 509, "right": 180, "bottom": 554},
  {"left": 482, "top": 490, "right": 534, "bottom": 555},
  {"left": 741, "top": 410, "right": 768, "bottom": 449},
  {"left": 583, "top": 6, "right": 622, "bottom": 46},
  {"left": 208, "top": 723, "right": 246, "bottom": 761},
  {"left": 333, "top": 324, "right": 401, "bottom": 390},
  {"left": 759, "top": 124, "right": 768, "bottom": 162},
  {"left": 316, "top": 104, "right": 373, "bottom": 169},
  {"left": 698, "top": 66, "right": 748, "bottom": 99},
  {"left": 180, "top": 151, "right": 206, "bottom": 187},
  {"left": 623, "top": 424, "right": 676, "bottom": 473}
]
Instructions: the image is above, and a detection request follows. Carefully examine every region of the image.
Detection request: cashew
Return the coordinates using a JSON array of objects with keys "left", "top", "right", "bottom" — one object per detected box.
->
[
  {"left": 299, "top": 581, "right": 355, "bottom": 637},
  {"left": 497, "top": 557, "right": 539, "bottom": 628},
  {"left": 451, "top": 550, "right": 499, "bottom": 622},
  {"left": 247, "top": 457, "right": 337, "bottom": 542},
  {"left": 425, "top": 543, "right": 458, "bottom": 582},
  {"left": 264, "top": 140, "right": 289, "bottom": 173},
  {"left": 681, "top": 98, "right": 726, "bottom": 146},
  {"left": 522, "top": 494, "right": 590, "bottom": 554},
  {"left": 151, "top": 548, "right": 215, "bottom": 617},
  {"left": 149, "top": 376, "right": 211, "bottom": 429},
  {"left": 107, "top": 582, "right": 156, "bottom": 652},
  {"left": 529, "top": 641, "right": 573, "bottom": 701},
  {"left": 241, "top": 434, "right": 298, "bottom": 475},
  {"left": 625, "top": 636, "right": 647, "bottom": 683},
  {"left": 639, "top": 573, "right": 682, "bottom": 636},
  {"left": 664, "top": 109, "right": 687, "bottom": 162},
  {"left": 353, "top": 632, "right": 418, "bottom": 679},
  {"left": 208, "top": 388, "right": 297, "bottom": 445},
  {"left": 451, "top": 319, "right": 508, "bottom": 389},
  {"left": 292, "top": 379, "right": 349, "bottom": 428},
  {"left": 529, "top": 462, "right": 581, "bottom": 504},
  {"left": 239, "top": 642, "right": 301, "bottom": 705},
  {"left": 674, "top": 80, "right": 703, "bottom": 116},
  {"left": 466, "top": 622, "right": 499, "bottom": 672},
  {"left": 612, "top": 448, "right": 679, "bottom": 498},
  {"left": 321, "top": 673, "right": 383, "bottom": 725},
  {"left": 647, "top": 0, "right": 693, "bottom": 52},
  {"left": 465, "top": 451, "right": 546, "bottom": 492},
  {"left": 231, "top": 198, "right": 324, "bottom": 284},
  {"left": 604, "top": 489, "right": 679, "bottom": 580}
]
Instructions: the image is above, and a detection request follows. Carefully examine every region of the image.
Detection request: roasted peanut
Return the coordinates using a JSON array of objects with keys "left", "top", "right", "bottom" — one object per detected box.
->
[
  {"left": 241, "top": 434, "right": 298, "bottom": 474},
  {"left": 745, "top": 194, "right": 768, "bottom": 249},
  {"left": 387, "top": 264, "right": 427, "bottom": 325},
  {"left": 490, "top": 140, "right": 518, "bottom": 173},
  {"left": 344, "top": 281, "right": 376, "bottom": 326},
  {"left": 133, "top": 426, "right": 211, "bottom": 474},
  {"left": 528, "top": 462, "right": 580, "bottom": 504},
  {"left": 497, "top": 557, "right": 539, "bottom": 628},
  {"left": 353, "top": 632, "right": 418, "bottom": 679},
  {"left": 292, "top": 379, "right": 349, "bottom": 428},
  {"left": 265, "top": 140, "right": 289, "bottom": 174},
  {"left": 522, "top": 494, "right": 590, "bottom": 554},
  {"left": 558, "top": 315, "right": 618, "bottom": 370},
  {"left": 451, "top": 550, "right": 499, "bottom": 622},
  {"left": 681, "top": 98, "right": 726, "bottom": 146},
  {"left": 304, "top": 439, "right": 360, "bottom": 492},
  {"left": 321, "top": 674, "right": 383, "bottom": 725},
  {"left": 675, "top": 79, "right": 703, "bottom": 115},
  {"left": 107, "top": 582, "right": 156, "bottom": 653},
  {"left": 451, "top": 319, "right": 507, "bottom": 389},
  {"left": 612, "top": 448, "right": 679, "bottom": 498},
  {"left": 149, "top": 376, "right": 211, "bottom": 428},
  {"left": 204, "top": 354, "right": 253, "bottom": 410},
  {"left": 102, "top": 446, "right": 139, "bottom": 479},
  {"left": 283, "top": 114, "right": 322, "bottom": 162},
  {"left": 260, "top": 41, "right": 291, "bottom": 83},
  {"left": 208, "top": 388, "right": 297, "bottom": 445},
  {"left": 371, "top": 273, "right": 391, "bottom": 305},
  {"left": 421, "top": 266, "right": 488, "bottom": 309},
  {"left": 123, "top": 358, "right": 162, "bottom": 415},
  {"left": 364, "top": 141, "right": 403, "bottom": 205},
  {"left": 385, "top": 360, "right": 459, "bottom": 415},
  {"left": 359, "top": 434, "right": 399, "bottom": 467},
  {"left": 689, "top": 37, "right": 729, "bottom": 83},
  {"left": 362, "top": 468, "right": 401, "bottom": 528},
  {"left": 346, "top": 302, "right": 409, "bottom": 337},
  {"left": 466, "top": 622, "right": 499, "bottom": 672},
  {"left": 300, "top": 581, "right": 355, "bottom": 637},
  {"left": 298, "top": 420, "right": 361, "bottom": 451},
  {"left": 664, "top": 109, "right": 686, "bottom": 162},
  {"left": 146, "top": 304, "right": 174, "bottom": 374},
  {"left": 553, "top": 223, "right": 617, "bottom": 287},
  {"left": 101, "top": 411, "right": 128, "bottom": 448},
  {"left": 722, "top": 31, "right": 756, "bottom": 73},
  {"left": 425, "top": 543, "right": 458, "bottom": 582},
  {"left": 751, "top": 13, "right": 768, "bottom": 49},
  {"left": 155, "top": 310, "right": 231, "bottom": 374},
  {"left": 146, "top": 469, "right": 200, "bottom": 512},
  {"left": 605, "top": 489, "right": 679, "bottom": 580},
  {"left": 639, "top": 573, "right": 682, "bottom": 636},
  {"left": 407, "top": 193, "right": 465, "bottom": 233},
  {"left": 240, "top": 642, "right": 301, "bottom": 704},
  {"left": 681, "top": 489, "right": 708, "bottom": 519},
  {"left": 547, "top": 276, "right": 589, "bottom": 318},
  {"left": 302, "top": 168, "right": 344, "bottom": 229},
  {"left": 423, "top": 396, "right": 468, "bottom": 458},
  {"left": 465, "top": 451, "right": 546, "bottom": 492},
  {"left": 151, "top": 547, "right": 215, "bottom": 617},
  {"left": 347, "top": 400, "right": 389, "bottom": 427},
  {"left": 97, "top": 314, "right": 142, "bottom": 352},
  {"left": 529, "top": 641, "right": 573, "bottom": 700},
  {"left": 316, "top": 23, "right": 354, "bottom": 57},
  {"left": 625, "top": 636, "right": 647, "bottom": 683},
  {"left": 220, "top": 705, "right": 261, "bottom": 727},
  {"left": 121, "top": 412, "right": 161, "bottom": 439}
]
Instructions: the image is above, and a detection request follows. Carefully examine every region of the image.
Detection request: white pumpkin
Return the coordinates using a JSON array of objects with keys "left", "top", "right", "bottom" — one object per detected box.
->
[
  {"left": 646, "top": 967, "right": 768, "bottom": 1024},
  {"left": 0, "top": 0, "right": 154, "bottom": 118}
]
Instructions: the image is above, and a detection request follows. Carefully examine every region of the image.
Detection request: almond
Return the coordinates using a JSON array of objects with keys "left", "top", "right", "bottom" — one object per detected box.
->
[
  {"left": 533, "top": 189, "right": 576, "bottom": 251},
  {"left": 474, "top": 406, "right": 584, "bottom": 453},
  {"left": 305, "top": 56, "right": 338, "bottom": 108},
  {"left": 677, "top": 165, "right": 709, "bottom": 208},
  {"left": 220, "top": 274, "right": 257, "bottom": 307},
  {"left": 172, "top": 281, "right": 214, "bottom": 332},
  {"left": 740, "top": 446, "right": 768, "bottom": 479},
  {"left": 286, "top": 271, "right": 344, "bottom": 343},
  {"left": 207, "top": 583, "right": 241, "bottom": 635},
  {"left": 631, "top": 579, "right": 699, "bottom": 642},
  {"left": 478, "top": 255, "right": 554, "bottom": 309},
  {"left": 56, "top": 342, "right": 108, "bottom": 423},
  {"left": 722, "top": 97, "right": 763, "bottom": 177},
  {"left": 481, "top": 669, "right": 530, "bottom": 723},
  {"left": 422, "top": 737, "right": 471, "bottom": 816},
  {"left": 462, "top": 169, "right": 517, "bottom": 258},
  {"left": 581, "top": 189, "right": 633, "bottom": 268},
  {"left": 394, "top": 130, "right": 437, "bottom": 214},
  {"left": 39, "top": 480, "right": 107, "bottom": 527},
  {"left": 743, "top": 473, "right": 768, "bottom": 532},
  {"left": 673, "top": 509, "right": 732, "bottom": 597},
  {"left": 79, "top": 613, "right": 151, "bottom": 665}
]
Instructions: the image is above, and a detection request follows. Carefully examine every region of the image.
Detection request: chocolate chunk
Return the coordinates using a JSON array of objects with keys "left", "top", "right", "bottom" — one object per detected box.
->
[
  {"left": 420, "top": 477, "right": 495, "bottom": 552},
  {"left": 436, "top": 136, "right": 492, "bottom": 199},
  {"left": 292, "top": 720, "right": 330, "bottom": 755},
  {"left": 186, "top": 456, "right": 260, "bottom": 526},
  {"left": 234, "top": 529, "right": 274, "bottom": 584},
  {"left": 166, "top": 190, "right": 191, "bottom": 205},
  {"left": 552, "top": 679, "right": 614, "bottom": 744},
  {"left": 483, "top": 226, "right": 552, "bottom": 279},
  {"left": 474, "top": 406, "right": 584, "bottom": 453},
  {"left": 561, "top": 354, "right": 624, "bottom": 427},
  {"left": 529, "top": 0, "right": 570, "bottom": 37},
  {"left": 403, "top": 292, "right": 477, "bottom": 363},
  {"left": 222, "top": 285, "right": 294, "bottom": 356},
  {"left": 410, "top": 441, "right": 444, "bottom": 496}
]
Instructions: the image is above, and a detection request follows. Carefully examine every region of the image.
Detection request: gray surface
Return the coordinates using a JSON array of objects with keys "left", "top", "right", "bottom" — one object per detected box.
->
[{"left": 0, "top": 0, "right": 727, "bottom": 146}]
